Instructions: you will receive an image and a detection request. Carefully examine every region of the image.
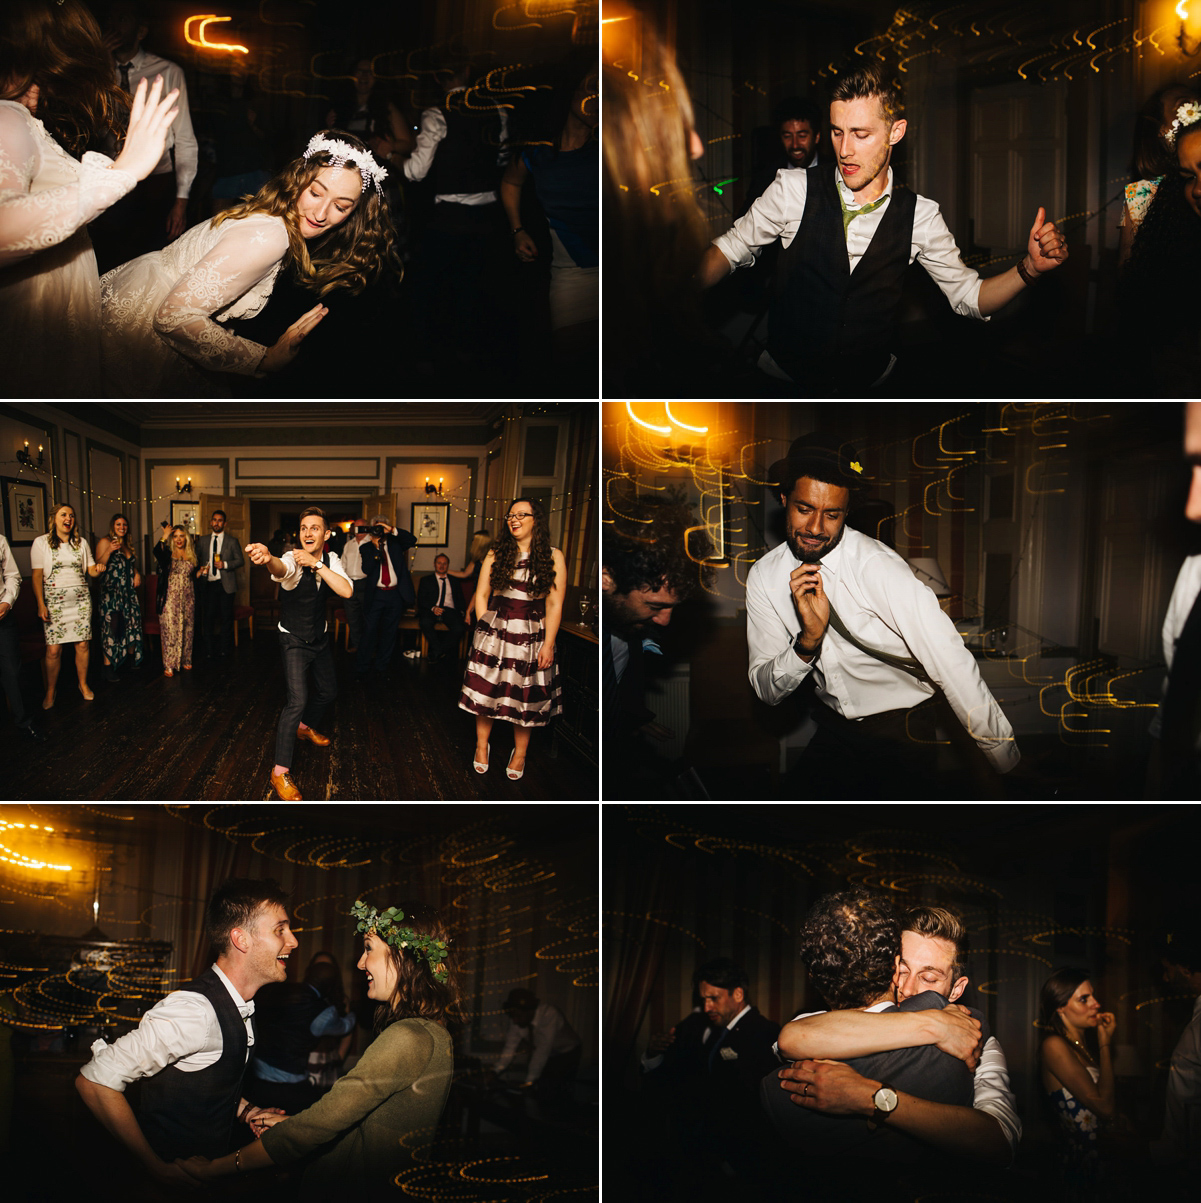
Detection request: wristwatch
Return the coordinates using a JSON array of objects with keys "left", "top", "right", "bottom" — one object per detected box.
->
[{"left": 871, "top": 1082, "right": 898, "bottom": 1124}]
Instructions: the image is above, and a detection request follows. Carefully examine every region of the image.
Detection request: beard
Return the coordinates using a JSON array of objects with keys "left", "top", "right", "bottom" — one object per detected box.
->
[
  {"left": 604, "top": 591, "right": 641, "bottom": 638},
  {"left": 786, "top": 523, "right": 845, "bottom": 564}
]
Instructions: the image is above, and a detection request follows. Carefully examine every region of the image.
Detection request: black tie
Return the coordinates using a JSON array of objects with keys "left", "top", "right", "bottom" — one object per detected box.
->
[
  {"left": 119, "top": 62, "right": 132, "bottom": 92},
  {"left": 438, "top": 577, "right": 447, "bottom": 607}
]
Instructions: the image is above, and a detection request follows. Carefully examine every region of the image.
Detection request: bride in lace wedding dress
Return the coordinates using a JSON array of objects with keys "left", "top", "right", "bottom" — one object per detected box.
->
[
  {"left": 0, "top": 0, "right": 179, "bottom": 397},
  {"left": 99, "top": 129, "right": 398, "bottom": 396}
]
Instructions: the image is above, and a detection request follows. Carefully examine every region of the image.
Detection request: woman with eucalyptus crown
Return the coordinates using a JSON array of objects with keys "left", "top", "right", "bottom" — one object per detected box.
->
[
  {"left": 99, "top": 130, "right": 398, "bottom": 396},
  {"left": 179, "top": 901, "right": 456, "bottom": 1199}
]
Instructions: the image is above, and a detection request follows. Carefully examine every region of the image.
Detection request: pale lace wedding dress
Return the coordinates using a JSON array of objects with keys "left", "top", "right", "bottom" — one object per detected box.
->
[
  {"left": 100, "top": 211, "right": 290, "bottom": 397},
  {"left": 0, "top": 100, "right": 136, "bottom": 397}
]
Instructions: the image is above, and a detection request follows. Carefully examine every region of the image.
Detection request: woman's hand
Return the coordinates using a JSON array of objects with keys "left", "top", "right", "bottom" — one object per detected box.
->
[
  {"left": 254, "top": 1111, "right": 288, "bottom": 1132},
  {"left": 133, "top": 572, "right": 142, "bottom": 589},
  {"left": 1096, "top": 1011, "right": 1116, "bottom": 1048},
  {"left": 38, "top": 602, "right": 49, "bottom": 622},
  {"left": 537, "top": 640, "right": 555, "bottom": 671},
  {"left": 259, "top": 304, "right": 328, "bottom": 373},
  {"left": 196, "top": 563, "right": 208, "bottom": 576},
  {"left": 514, "top": 231, "right": 538, "bottom": 262},
  {"left": 112, "top": 76, "right": 181, "bottom": 183},
  {"left": 175, "top": 1156, "right": 215, "bottom": 1182}
]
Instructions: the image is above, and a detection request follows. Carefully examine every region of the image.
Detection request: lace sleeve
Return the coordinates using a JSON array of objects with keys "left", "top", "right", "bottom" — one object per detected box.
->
[
  {"left": 151, "top": 217, "right": 289, "bottom": 376},
  {"left": 0, "top": 106, "right": 137, "bottom": 268}
]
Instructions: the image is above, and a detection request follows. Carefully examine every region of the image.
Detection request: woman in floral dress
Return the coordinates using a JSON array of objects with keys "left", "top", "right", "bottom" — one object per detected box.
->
[
  {"left": 458, "top": 498, "right": 565, "bottom": 781},
  {"left": 95, "top": 513, "right": 143, "bottom": 680},
  {"left": 30, "top": 502, "right": 105, "bottom": 707},
  {"left": 152, "top": 525, "right": 197, "bottom": 676}
]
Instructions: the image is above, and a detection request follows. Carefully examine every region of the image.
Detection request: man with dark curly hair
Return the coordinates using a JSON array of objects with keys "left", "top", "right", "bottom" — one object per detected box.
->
[{"left": 757, "top": 889, "right": 993, "bottom": 1197}]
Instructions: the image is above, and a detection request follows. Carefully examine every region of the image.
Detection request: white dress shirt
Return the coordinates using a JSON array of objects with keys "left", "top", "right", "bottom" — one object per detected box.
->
[
  {"left": 494, "top": 1002, "right": 582, "bottom": 1082},
  {"left": 745, "top": 528, "right": 1019, "bottom": 772},
  {"left": 0, "top": 534, "right": 19, "bottom": 610},
  {"left": 1150, "top": 554, "right": 1201, "bottom": 741},
  {"left": 1163, "top": 992, "right": 1201, "bottom": 1158},
  {"left": 114, "top": 48, "right": 198, "bottom": 198},
  {"left": 402, "top": 93, "right": 510, "bottom": 204},
  {"left": 206, "top": 529, "right": 224, "bottom": 583},
  {"left": 340, "top": 536, "right": 366, "bottom": 581},
  {"left": 776, "top": 1003, "right": 1021, "bottom": 1155},
  {"left": 79, "top": 963, "right": 254, "bottom": 1091},
  {"left": 713, "top": 165, "right": 985, "bottom": 321},
  {"left": 272, "top": 549, "right": 352, "bottom": 635}
]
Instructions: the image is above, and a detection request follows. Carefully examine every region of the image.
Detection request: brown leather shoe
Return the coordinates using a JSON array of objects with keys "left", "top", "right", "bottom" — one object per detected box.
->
[
  {"left": 297, "top": 726, "right": 331, "bottom": 746},
  {"left": 271, "top": 770, "right": 303, "bottom": 801}
]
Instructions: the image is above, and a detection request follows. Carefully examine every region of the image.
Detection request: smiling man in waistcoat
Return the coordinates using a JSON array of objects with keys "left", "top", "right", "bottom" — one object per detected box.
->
[
  {"left": 697, "top": 62, "right": 1068, "bottom": 392},
  {"left": 76, "top": 878, "right": 298, "bottom": 1192},
  {"left": 245, "top": 506, "right": 354, "bottom": 802}
]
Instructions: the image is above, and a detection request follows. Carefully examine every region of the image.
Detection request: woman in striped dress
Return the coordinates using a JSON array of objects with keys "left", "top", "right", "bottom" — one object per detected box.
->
[{"left": 458, "top": 498, "right": 565, "bottom": 780}]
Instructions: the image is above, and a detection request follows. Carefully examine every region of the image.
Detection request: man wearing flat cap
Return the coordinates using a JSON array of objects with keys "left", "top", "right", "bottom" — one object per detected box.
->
[{"left": 745, "top": 434, "right": 1018, "bottom": 796}]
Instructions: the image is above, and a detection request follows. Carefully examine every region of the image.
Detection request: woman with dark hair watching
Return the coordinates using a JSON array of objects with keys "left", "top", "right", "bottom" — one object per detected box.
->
[
  {"left": 1038, "top": 968, "right": 1116, "bottom": 1193},
  {"left": 95, "top": 513, "right": 143, "bottom": 681},
  {"left": 1118, "top": 83, "right": 1199, "bottom": 266},
  {"left": 446, "top": 528, "right": 493, "bottom": 622},
  {"left": 0, "top": 0, "right": 180, "bottom": 395},
  {"left": 180, "top": 901, "right": 456, "bottom": 1198},
  {"left": 99, "top": 129, "right": 399, "bottom": 396},
  {"left": 459, "top": 498, "right": 566, "bottom": 780},
  {"left": 30, "top": 502, "right": 104, "bottom": 707},
  {"left": 152, "top": 524, "right": 196, "bottom": 676}
]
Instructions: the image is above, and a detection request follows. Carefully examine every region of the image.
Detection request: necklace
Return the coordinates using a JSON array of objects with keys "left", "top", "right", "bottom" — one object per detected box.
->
[{"left": 1068, "top": 1036, "right": 1094, "bottom": 1063}]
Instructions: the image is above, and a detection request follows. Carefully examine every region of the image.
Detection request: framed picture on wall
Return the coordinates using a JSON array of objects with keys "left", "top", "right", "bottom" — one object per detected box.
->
[
  {"left": 2, "top": 476, "right": 47, "bottom": 547},
  {"left": 171, "top": 500, "right": 200, "bottom": 535},
  {"left": 412, "top": 502, "right": 450, "bottom": 547}
]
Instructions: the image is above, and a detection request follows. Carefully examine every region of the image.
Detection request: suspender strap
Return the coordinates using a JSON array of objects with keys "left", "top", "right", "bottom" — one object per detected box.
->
[{"left": 825, "top": 601, "right": 932, "bottom": 684}]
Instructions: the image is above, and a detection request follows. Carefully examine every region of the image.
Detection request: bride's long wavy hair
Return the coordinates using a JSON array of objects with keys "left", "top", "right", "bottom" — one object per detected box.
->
[
  {"left": 214, "top": 132, "right": 400, "bottom": 297},
  {"left": 0, "top": 0, "right": 129, "bottom": 158}
]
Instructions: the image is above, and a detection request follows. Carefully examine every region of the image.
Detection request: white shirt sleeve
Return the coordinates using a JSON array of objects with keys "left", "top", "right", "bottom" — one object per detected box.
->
[
  {"left": 273, "top": 550, "right": 302, "bottom": 589},
  {"left": 162, "top": 61, "right": 199, "bottom": 198},
  {"left": 325, "top": 551, "right": 353, "bottom": 592},
  {"left": 151, "top": 216, "right": 287, "bottom": 376},
  {"left": 745, "top": 555, "right": 813, "bottom": 705},
  {"left": 711, "top": 169, "right": 800, "bottom": 271},
  {"left": 973, "top": 1036, "right": 1021, "bottom": 1156},
  {"left": 913, "top": 199, "right": 984, "bottom": 320},
  {"left": 402, "top": 108, "right": 447, "bottom": 183},
  {"left": 0, "top": 104, "right": 136, "bottom": 269},
  {"left": 494, "top": 1020, "right": 524, "bottom": 1074},
  {"left": 78, "top": 990, "right": 221, "bottom": 1091},
  {"left": 526, "top": 1004, "right": 566, "bottom": 1082},
  {"left": 0, "top": 536, "right": 20, "bottom": 609}
]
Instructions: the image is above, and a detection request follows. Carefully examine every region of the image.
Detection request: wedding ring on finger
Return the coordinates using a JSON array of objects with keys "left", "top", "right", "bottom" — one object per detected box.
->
[{"left": 802, "top": 1082, "right": 809, "bottom": 1098}]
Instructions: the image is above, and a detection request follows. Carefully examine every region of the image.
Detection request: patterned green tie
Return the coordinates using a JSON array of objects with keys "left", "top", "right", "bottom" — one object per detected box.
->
[{"left": 839, "top": 187, "right": 889, "bottom": 241}]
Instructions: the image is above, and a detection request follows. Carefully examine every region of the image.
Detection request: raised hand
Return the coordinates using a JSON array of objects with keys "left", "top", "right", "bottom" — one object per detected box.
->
[
  {"left": 112, "top": 76, "right": 181, "bottom": 183},
  {"left": 1025, "top": 206, "right": 1068, "bottom": 275},
  {"left": 244, "top": 543, "right": 272, "bottom": 566},
  {"left": 789, "top": 562, "right": 829, "bottom": 651},
  {"left": 1096, "top": 1010, "right": 1116, "bottom": 1048},
  {"left": 260, "top": 303, "right": 328, "bottom": 373}
]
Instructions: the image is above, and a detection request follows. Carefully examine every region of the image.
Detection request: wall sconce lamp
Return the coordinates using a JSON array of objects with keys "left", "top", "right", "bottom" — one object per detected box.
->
[
  {"left": 424, "top": 476, "right": 443, "bottom": 497},
  {"left": 1179, "top": 0, "right": 1200, "bottom": 56},
  {"left": 177, "top": 477, "right": 193, "bottom": 493},
  {"left": 16, "top": 440, "right": 44, "bottom": 469}
]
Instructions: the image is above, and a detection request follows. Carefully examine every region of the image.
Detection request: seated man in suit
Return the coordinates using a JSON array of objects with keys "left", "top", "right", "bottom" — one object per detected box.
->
[
  {"left": 761, "top": 891, "right": 1012, "bottom": 1200},
  {"left": 356, "top": 515, "right": 417, "bottom": 679},
  {"left": 417, "top": 553, "right": 466, "bottom": 663}
]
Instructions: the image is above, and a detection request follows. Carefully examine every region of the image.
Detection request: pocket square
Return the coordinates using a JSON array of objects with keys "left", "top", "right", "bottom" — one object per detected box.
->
[{"left": 719, "top": 1046, "right": 739, "bottom": 1061}]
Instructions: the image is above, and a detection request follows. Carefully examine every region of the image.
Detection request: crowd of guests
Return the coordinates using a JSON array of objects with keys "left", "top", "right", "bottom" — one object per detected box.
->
[
  {"left": 0, "top": 495, "right": 567, "bottom": 799},
  {"left": 0, "top": 0, "right": 597, "bottom": 400},
  {"left": 630, "top": 891, "right": 1201, "bottom": 1201}
]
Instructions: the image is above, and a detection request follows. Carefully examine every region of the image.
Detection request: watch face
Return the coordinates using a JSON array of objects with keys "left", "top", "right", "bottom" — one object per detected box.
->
[{"left": 875, "top": 1086, "right": 898, "bottom": 1112}]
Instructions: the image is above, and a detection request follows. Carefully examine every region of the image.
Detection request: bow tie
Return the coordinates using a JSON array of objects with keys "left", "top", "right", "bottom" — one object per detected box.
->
[{"left": 238, "top": 1002, "right": 255, "bottom": 1019}]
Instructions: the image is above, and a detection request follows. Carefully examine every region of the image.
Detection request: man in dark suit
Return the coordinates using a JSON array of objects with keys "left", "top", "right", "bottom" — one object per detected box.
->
[
  {"left": 417, "top": 553, "right": 466, "bottom": 663},
  {"left": 196, "top": 509, "right": 244, "bottom": 659},
  {"left": 356, "top": 515, "right": 417, "bottom": 678},
  {"left": 643, "top": 957, "right": 780, "bottom": 1189}
]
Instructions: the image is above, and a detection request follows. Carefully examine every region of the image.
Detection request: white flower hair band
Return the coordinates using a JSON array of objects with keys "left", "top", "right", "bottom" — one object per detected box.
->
[
  {"left": 1165, "top": 100, "right": 1201, "bottom": 147},
  {"left": 302, "top": 133, "right": 389, "bottom": 194}
]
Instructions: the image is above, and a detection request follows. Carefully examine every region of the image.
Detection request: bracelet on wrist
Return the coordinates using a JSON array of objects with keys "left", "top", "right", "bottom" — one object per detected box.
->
[
  {"left": 1015, "top": 257, "right": 1041, "bottom": 287},
  {"left": 512, "top": 226, "right": 524, "bottom": 235}
]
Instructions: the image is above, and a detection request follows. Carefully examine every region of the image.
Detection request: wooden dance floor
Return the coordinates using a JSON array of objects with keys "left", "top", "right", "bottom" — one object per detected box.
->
[{"left": 6, "top": 633, "right": 597, "bottom": 802}]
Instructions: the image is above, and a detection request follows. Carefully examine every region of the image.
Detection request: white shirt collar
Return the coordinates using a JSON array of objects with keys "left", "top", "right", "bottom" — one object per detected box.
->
[
  {"left": 725, "top": 1003, "right": 752, "bottom": 1030},
  {"left": 212, "top": 962, "right": 255, "bottom": 1017},
  {"left": 835, "top": 162, "right": 893, "bottom": 210}
]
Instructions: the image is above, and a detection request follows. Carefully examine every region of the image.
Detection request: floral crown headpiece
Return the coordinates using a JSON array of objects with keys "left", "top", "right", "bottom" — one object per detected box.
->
[
  {"left": 351, "top": 900, "right": 449, "bottom": 976},
  {"left": 303, "top": 134, "right": 388, "bottom": 195},
  {"left": 1165, "top": 100, "right": 1201, "bottom": 147}
]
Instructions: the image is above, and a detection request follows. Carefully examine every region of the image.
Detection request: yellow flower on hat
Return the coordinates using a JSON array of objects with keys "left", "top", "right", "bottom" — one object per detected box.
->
[{"left": 850, "top": 461, "right": 863, "bottom": 474}]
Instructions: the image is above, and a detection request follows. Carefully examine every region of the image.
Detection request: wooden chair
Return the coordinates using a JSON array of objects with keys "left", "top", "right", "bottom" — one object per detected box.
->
[
  {"left": 232, "top": 604, "right": 254, "bottom": 646},
  {"left": 142, "top": 574, "right": 161, "bottom": 651}
]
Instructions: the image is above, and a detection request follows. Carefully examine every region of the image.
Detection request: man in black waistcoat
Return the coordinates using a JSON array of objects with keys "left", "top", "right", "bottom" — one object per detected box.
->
[
  {"left": 698, "top": 62, "right": 1068, "bottom": 393},
  {"left": 246, "top": 506, "right": 353, "bottom": 802},
  {"left": 76, "top": 878, "right": 298, "bottom": 1192}
]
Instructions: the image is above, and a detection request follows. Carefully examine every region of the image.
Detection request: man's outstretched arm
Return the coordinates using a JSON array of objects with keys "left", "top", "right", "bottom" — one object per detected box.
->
[
  {"left": 775, "top": 1059, "right": 1012, "bottom": 1165},
  {"left": 777, "top": 1005, "right": 981, "bottom": 1065}
]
